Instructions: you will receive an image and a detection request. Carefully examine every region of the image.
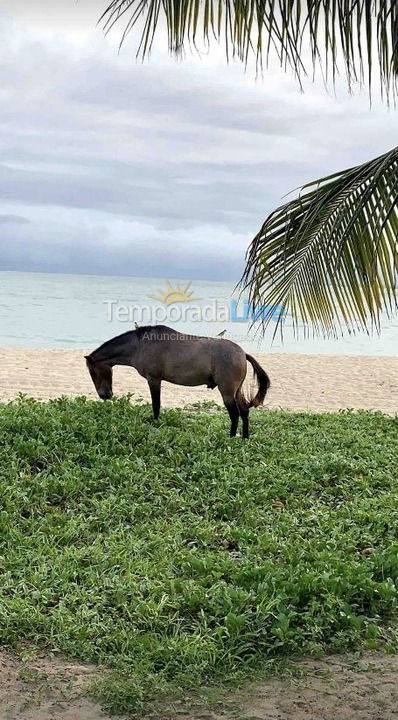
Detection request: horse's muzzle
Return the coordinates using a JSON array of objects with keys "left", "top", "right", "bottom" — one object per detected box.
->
[{"left": 99, "top": 390, "right": 113, "bottom": 400}]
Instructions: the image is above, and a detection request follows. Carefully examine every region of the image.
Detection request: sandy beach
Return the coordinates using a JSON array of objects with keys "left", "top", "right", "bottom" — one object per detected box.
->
[{"left": 1, "top": 349, "right": 397, "bottom": 413}]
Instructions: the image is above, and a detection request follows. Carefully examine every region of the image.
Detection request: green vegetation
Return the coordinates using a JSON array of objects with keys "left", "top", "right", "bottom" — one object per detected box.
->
[{"left": 1, "top": 396, "right": 398, "bottom": 714}]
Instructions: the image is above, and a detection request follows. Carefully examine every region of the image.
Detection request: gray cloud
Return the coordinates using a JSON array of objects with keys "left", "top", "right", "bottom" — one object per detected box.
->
[
  {"left": 1, "top": 6, "right": 398, "bottom": 280},
  {"left": 0, "top": 214, "right": 30, "bottom": 225}
]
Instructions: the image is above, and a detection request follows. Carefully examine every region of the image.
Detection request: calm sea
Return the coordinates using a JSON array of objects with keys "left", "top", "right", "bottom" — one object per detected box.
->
[{"left": 0, "top": 270, "right": 397, "bottom": 355}]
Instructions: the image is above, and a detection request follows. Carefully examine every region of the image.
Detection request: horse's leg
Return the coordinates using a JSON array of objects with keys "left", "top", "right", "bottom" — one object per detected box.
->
[
  {"left": 239, "top": 408, "right": 250, "bottom": 439},
  {"left": 227, "top": 400, "right": 240, "bottom": 437},
  {"left": 220, "top": 391, "right": 240, "bottom": 437},
  {"left": 148, "top": 378, "right": 161, "bottom": 420},
  {"left": 235, "top": 388, "right": 250, "bottom": 439}
]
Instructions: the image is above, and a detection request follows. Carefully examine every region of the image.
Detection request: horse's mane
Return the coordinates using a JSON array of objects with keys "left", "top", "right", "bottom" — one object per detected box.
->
[
  {"left": 87, "top": 330, "right": 135, "bottom": 362},
  {"left": 134, "top": 324, "right": 172, "bottom": 340},
  {"left": 88, "top": 326, "right": 175, "bottom": 362},
  {"left": 134, "top": 324, "right": 175, "bottom": 340}
]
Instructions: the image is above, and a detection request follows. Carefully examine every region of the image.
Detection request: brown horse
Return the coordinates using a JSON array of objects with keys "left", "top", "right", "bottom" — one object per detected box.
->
[{"left": 85, "top": 325, "right": 270, "bottom": 438}]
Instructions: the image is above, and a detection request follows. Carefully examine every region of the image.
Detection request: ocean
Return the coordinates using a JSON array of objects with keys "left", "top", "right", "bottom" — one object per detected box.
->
[{"left": 0, "top": 270, "right": 397, "bottom": 355}]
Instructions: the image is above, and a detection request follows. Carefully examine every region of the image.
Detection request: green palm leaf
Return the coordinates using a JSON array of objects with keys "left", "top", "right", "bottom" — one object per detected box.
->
[
  {"left": 100, "top": 1, "right": 398, "bottom": 96},
  {"left": 241, "top": 146, "right": 398, "bottom": 337},
  {"left": 99, "top": 2, "right": 398, "bottom": 336}
]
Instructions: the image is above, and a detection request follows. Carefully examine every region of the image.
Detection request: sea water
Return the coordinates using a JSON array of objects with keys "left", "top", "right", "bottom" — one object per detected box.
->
[{"left": 0, "top": 270, "right": 397, "bottom": 355}]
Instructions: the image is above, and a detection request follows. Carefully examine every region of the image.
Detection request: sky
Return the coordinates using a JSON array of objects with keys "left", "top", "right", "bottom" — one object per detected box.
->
[{"left": 1, "top": 1, "right": 398, "bottom": 281}]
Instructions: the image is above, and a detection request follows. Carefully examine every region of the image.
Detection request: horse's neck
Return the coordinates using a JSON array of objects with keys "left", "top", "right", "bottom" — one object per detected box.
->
[
  {"left": 93, "top": 337, "right": 135, "bottom": 367},
  {"left": 112, "top": 355, "right": 134, "bottom": 367}
]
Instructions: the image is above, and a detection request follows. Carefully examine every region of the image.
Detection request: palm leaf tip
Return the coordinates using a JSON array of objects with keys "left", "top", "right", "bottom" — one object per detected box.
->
[
  {"left": 100, "top": 1, "right": 398, "bottom": 97},
  {"left": 241, "top": 146, "right": 398, "bottom": 338}
]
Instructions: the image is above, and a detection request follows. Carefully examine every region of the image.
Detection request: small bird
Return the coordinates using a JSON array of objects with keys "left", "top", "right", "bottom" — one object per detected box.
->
[
  {"left": 134, "top": 322, "right": 140, "bottom": 330},
  {"left": 217, "top": 329, "right": 227, "bottom": 338}
]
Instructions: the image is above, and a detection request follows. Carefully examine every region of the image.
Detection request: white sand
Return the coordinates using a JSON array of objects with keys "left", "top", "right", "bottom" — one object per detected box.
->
[{"left": 1, "top": 349, "right": 397, "bottom": 413}]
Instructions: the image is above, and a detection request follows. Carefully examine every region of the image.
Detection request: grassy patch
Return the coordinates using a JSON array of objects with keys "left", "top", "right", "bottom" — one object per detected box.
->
[{"left": 1, "top": 396, "right": 398, "bottom": 714}]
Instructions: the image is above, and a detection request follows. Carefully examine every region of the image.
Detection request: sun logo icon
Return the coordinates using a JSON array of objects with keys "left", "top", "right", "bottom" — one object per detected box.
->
[{"left": 148, "top": 280, "right": 200, "bottom": 305}]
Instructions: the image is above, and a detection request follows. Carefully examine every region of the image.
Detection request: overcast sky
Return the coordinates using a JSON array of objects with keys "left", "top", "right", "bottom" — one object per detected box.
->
[{"left": 1, "top": 1, "right": 398, "bottom": 281}]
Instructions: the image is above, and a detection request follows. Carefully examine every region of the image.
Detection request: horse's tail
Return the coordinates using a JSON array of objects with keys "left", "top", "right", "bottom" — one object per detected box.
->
[{"left": 236, "top": 354, "right": 271, "bottom": 411}]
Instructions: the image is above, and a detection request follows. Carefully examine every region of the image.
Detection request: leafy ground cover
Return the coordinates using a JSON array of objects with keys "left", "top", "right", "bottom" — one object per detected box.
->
[{"left": 1, "top": 396, "right": 398, "bottom": 715}]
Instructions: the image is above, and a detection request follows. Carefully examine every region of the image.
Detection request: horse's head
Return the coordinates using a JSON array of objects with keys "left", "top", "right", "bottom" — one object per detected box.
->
[{"left": 85, "top": 356, "right": 113, "bottom": 400}]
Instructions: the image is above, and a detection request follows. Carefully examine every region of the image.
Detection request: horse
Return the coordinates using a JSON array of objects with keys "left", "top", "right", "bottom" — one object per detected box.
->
[{"left": 85, "top": 325, "right": 270, "bottom": 439}]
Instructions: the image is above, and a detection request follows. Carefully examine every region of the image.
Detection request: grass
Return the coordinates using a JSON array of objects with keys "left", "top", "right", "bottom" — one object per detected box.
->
[{"left": 1, "top": 396, "right": 398, "bottom": 715}]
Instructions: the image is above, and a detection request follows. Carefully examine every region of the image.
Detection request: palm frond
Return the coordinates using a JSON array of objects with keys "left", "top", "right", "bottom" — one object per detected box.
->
[
  {"left": 240, "top": 146, "right": 398, "bottom": 337},
  {"left": 100, "top": 1, "right": 398, "bottom": 97}
]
